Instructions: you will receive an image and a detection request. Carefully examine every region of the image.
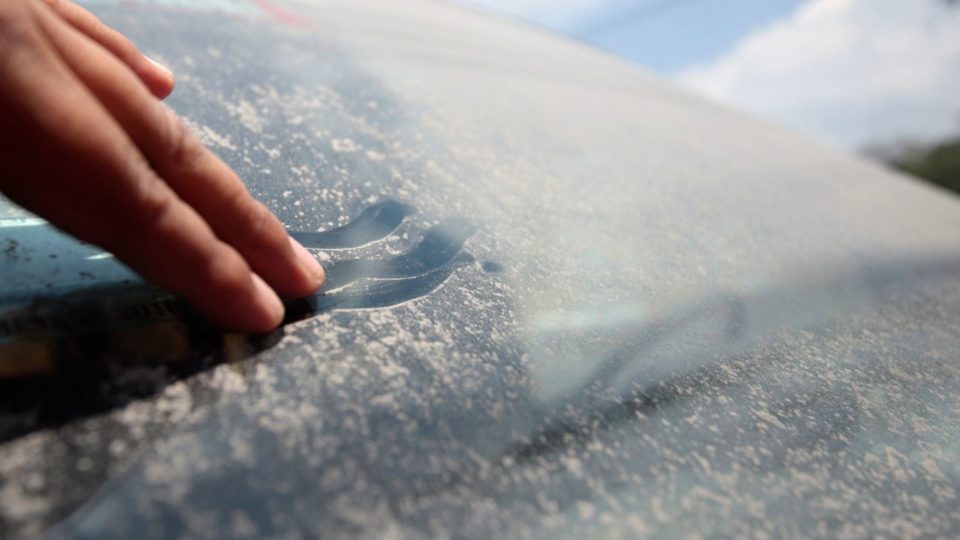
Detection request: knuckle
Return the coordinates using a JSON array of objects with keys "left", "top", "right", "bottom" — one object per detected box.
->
[
  {"left": 243, "top": 199, "right": 276, "bottom": 239},
  {"left": 227, "top": 188, "right": 283, "bottom": 246},
  {"left": 134, "top": 175, "right": 176, "bottom": 227},
  {"left": 38, "top": 0, "right": 61, "bottom": 12},
  {"left": 0, "top": 0, "right": 23, "bottom": 22},
  {"left": 114, "top": 32, "right": 139, "bottom": 57},
  {"left": 0, "top": 2, "right": 36, "bottom": 49},
  {"left": 202, "top": 250, "right": 250, "bottom": 295},
  {"left": 0, "top": 5, "right": 60, "bottom": 88},
  {"left": 104, "top": 169, "right": 174, "bottom": 251},
  {"left": 162, "top": 111, "right": 206, "bottom": 171}
]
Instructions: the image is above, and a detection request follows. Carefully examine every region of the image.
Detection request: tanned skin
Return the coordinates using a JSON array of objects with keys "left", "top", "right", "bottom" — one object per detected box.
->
[{"left": 0, "top": 0, "right": 325, "bottom": 331}]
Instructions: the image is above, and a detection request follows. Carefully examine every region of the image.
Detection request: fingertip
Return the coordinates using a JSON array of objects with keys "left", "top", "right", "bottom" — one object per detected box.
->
[
  {"left": 144, "top": 56, "right": 175, "bottom": 98},
  {"left": 290, "top": 237, "right": 325, "bottom": 291},
  {"left": 146, "top": 56, "right": 172, "bottom": 78},
  {"left": 249, "top": 272, "right": 285, "bottom": 331}
]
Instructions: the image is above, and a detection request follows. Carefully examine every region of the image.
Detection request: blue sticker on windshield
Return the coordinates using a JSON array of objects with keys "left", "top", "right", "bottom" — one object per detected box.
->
[{"left": 0, "top": 200, "right": 494, "bottom": 380}]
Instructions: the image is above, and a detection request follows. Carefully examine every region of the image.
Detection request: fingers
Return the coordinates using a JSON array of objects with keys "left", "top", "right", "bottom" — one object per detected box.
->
[
  {"left": 0, "top": 28, "right": 284, "bottom": 331},
  {"left": 35, "top": 5, "right": 326, "bottom": 298},
  {"left": 38, "top": 0, "right": 174, "bottom": 98}
]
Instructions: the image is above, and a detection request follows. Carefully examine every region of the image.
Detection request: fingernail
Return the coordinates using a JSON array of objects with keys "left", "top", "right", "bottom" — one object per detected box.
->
[
  {"left": 146, "top": 56, "right": 173, "bottom": 79},
  {"left": 290, "top": 237, "right": 325, "bottom": 287},
  {"left": 251, "top": 272, "right": 284, "bottom": 325}
]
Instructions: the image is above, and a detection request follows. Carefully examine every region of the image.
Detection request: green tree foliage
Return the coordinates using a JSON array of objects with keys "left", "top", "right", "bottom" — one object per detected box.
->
[
  {"left": 883, "top": 137, "right": 960, "bottom": 196},
  {"left": 866, "top": 1, "right": 959, "bottom": 195}
]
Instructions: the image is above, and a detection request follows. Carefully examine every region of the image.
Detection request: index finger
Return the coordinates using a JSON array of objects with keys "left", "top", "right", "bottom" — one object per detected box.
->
[
  {"left": 37, "top": 7, "right": 326, "bottom": 299},
  {"left": 0, "top": 29, "right": 285, "bottom": 331},
  {"left": 39, "top": 0, "right": 175, "bottom": 98}
]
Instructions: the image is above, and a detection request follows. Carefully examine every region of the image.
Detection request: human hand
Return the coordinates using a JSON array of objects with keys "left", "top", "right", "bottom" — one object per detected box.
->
[{"left": 0, "top": 0, "right": 325, "bottom": 331}]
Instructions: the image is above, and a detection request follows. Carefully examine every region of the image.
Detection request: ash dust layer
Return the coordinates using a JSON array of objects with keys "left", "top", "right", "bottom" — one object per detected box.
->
[
  {"left": 0, "top": 6, "right": 523, "bottom": 540},
  {"left": 4, "top": 1, "right": 960, "bottom": 539}
]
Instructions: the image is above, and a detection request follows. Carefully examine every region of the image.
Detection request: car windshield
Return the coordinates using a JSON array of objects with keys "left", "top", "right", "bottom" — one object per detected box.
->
[{"left": 2, "top": 0, "right": 960, "bottom": 538}]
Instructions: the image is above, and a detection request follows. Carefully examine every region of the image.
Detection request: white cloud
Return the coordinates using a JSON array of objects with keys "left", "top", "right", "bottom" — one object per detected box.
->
[{"left": 676, "top": 0, "right": 960, "bottom": 149}]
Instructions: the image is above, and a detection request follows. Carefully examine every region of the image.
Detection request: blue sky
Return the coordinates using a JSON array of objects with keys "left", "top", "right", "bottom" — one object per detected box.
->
[
  {"left": 463, "top": 0, "right": 960, "bottom": 151},
  {"left": 484, "top": 0, "right": 804, "bottom": 74}
]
